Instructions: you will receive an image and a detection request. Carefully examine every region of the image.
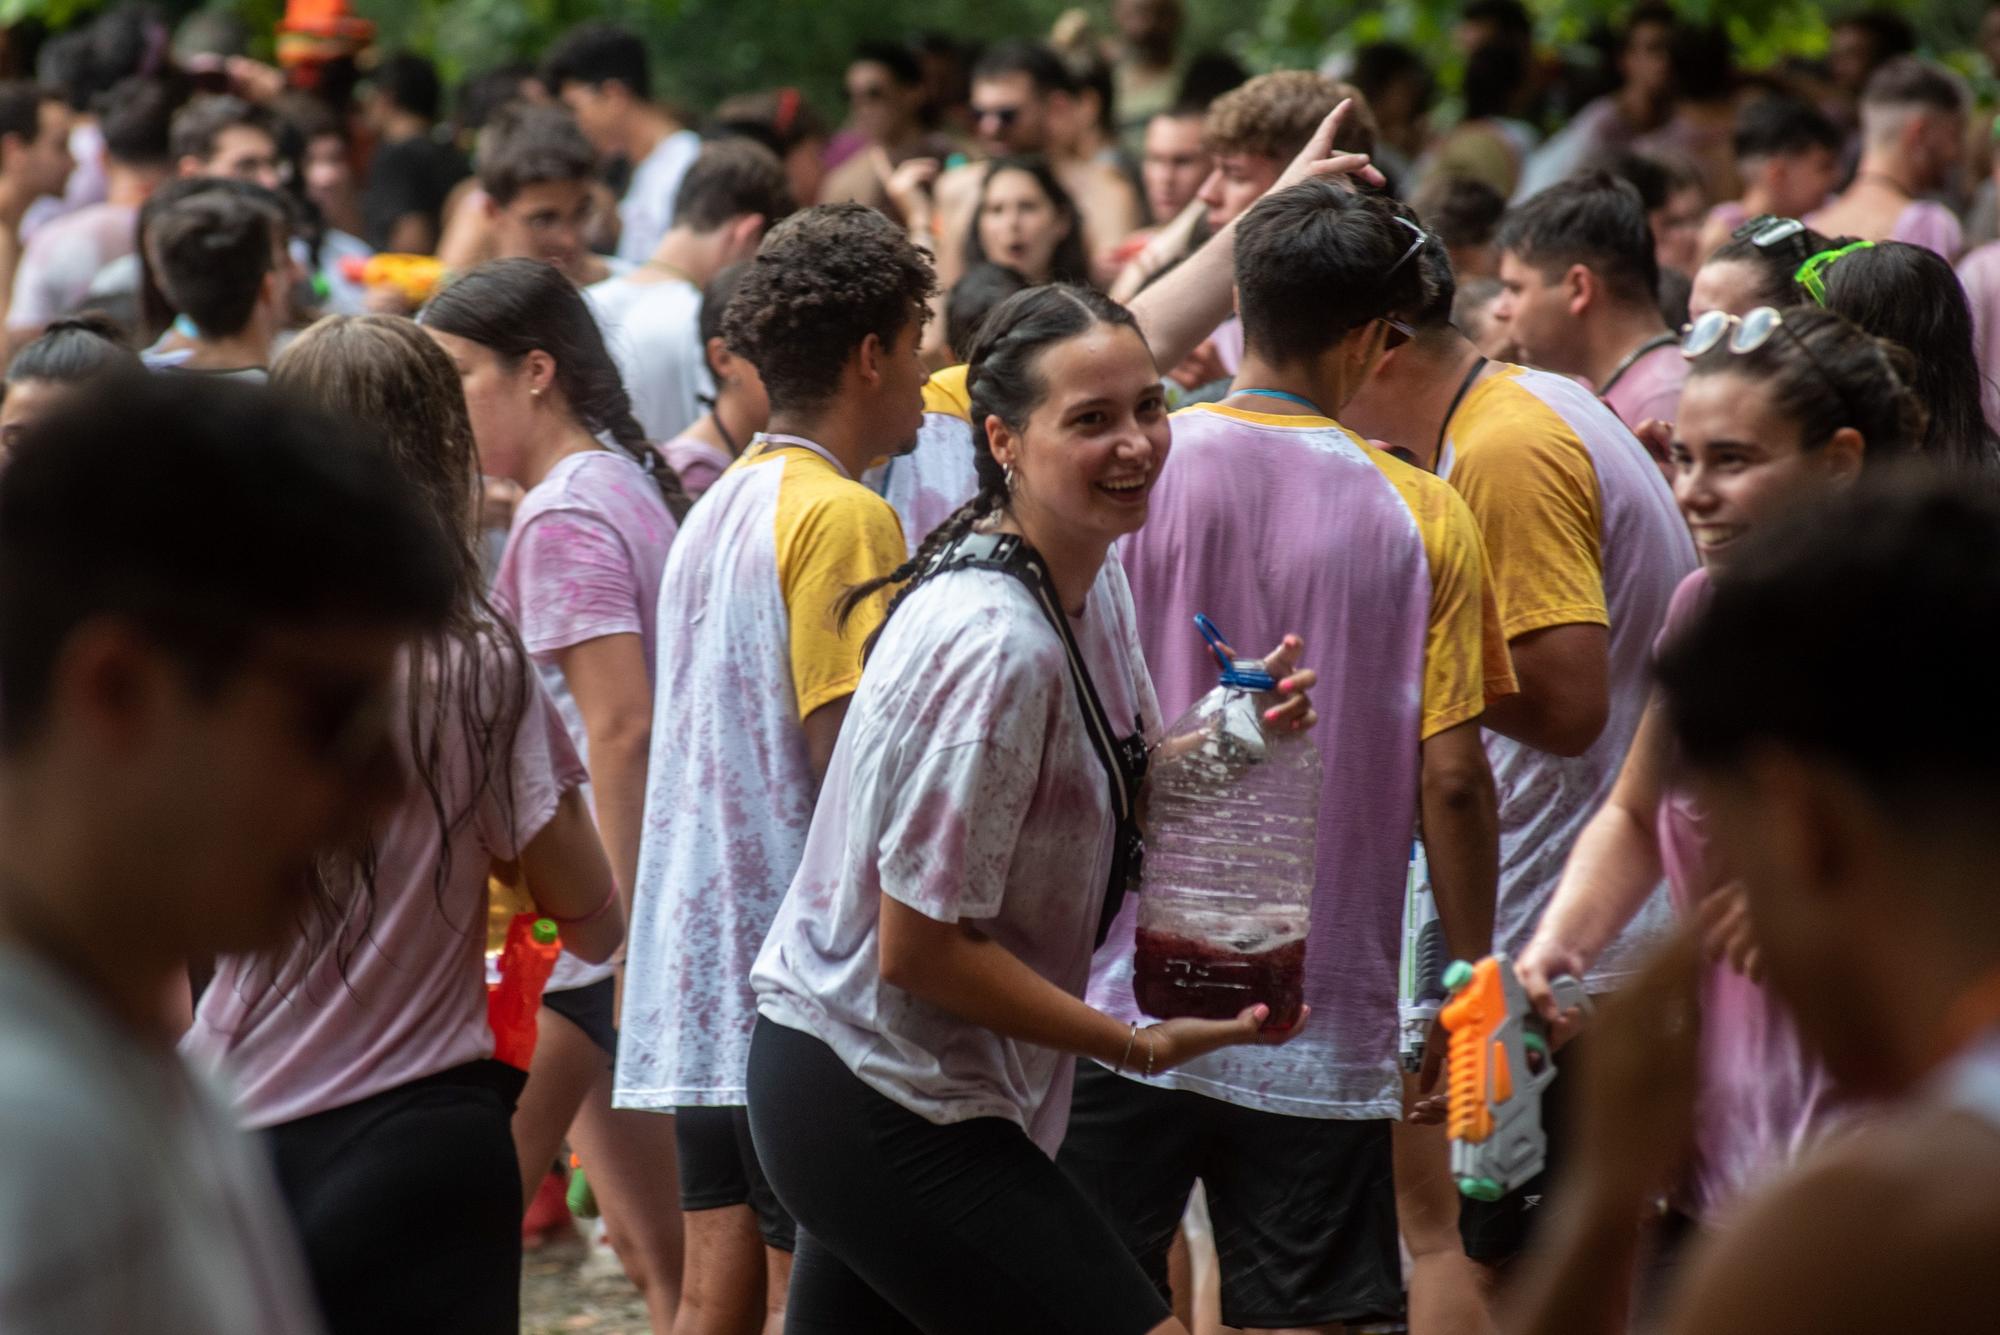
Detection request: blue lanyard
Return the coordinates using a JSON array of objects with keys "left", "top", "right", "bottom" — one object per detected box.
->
[{"left": 1233, "top": 387, "right": 1326, "bottom": 416}]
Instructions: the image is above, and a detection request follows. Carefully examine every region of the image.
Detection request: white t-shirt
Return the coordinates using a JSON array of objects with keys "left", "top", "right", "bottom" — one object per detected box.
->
[
  {"left": 587, "top": 272, "right": 709, "bottom": 444},
  {"left": 0, "top": 945, "right": 324, "bottom": 1334},
  {"left": 863, "top": 412, "right": 982, "bottom": 558},
  {"left": 616, "top": 129, "right": 703, "bottom": 265},
  {"left": 754, "top": 557, "right": 1160, "bottom": 1155},
  {"left": 615, "top": 438, "right": 906, "bottom": 1110}
]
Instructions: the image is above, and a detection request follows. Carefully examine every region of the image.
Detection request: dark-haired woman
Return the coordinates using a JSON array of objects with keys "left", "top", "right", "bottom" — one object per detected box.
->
[
  {"left": 746, "top": 284, "right": 1318, "bottom": 1335},
  {"left": 182, "top": 314, "right": 626, "bottom": 1333},
  {"left": 1, "top": 313, "right": 137, "bottom": 452},
  {"left": 1517, "top": 304, "right": 1926, "bottom": 1222},
  {"left": 421, "top": 257, "right": 691, "bottom": 1332},
  {"left": 1687, "top": 216, "right": 1830, "bottom": 319},
  {"left": 966, "top": 156, "right": 1092, "bottom": 288},
  {"left": 422, "top": 255, "right": 688, "bottom": 1327}
]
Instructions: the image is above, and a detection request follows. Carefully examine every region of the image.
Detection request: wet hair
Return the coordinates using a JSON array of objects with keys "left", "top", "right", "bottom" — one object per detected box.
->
[
  {"left": 541, "top": 21, "right": 651, "bottom": 99},
  {"left": 1658, "top": 471, "right": 2000, "bottom": 842},
  {"left": 371, "top": 51, "right": 443, "bottom": 122},
  {"left": 1684, "top": 305, "right": 1926, "bottom": 465},
  {"left": 477, "top": 103, "right": 595, "bottom": 205},
  {"left": 963, "top": 155, "right": 1091, "bottom": 286},
  {"left": 420, "top": 258, "right": 692, "bottom": 521},
  {"left": 96, "top": 75, "right": 179, "bottom": 168},
  {"left": 840, "top": 284, "right": 1143, "bottom": 640},
  {"left": 946, "top": 263, "right": 1031, "bottom": 363},
  {"left": 1404, "top": 217, "right": 1460, "bottom": 334},
  {"left": 1819, "top": 242, "right": 2000, "bottom": 471},
  {"left": 670, "top": 136, "right": 794, "bottom": 232},
  {"left": 1413, "top": 173, "right": 1505, "bottom": 251},
  {"left": 722, "top": 203, "right": 936, "bottom": 416},
  {"left": 6, "top": 314, "right": 134, "bottom": 386},
  {"left": 1734, "top": 95, "right": 1842, "bottom": 164},
  {"left": 971, "top": 40, "right": 1076, "bottom": 98},
  {"left": 852, "top": 40, "right": 924, "bottom": 89},
  {"left": 0, "top": 369, "right": 453, "bottom": 751},
  {"left": 1237, "top": 179, "right": 1431, "bottom": 361},
  {"left": 1498, "top": 170, "right": 1660, "bottom": 308},
  {"left": 134, "top": 175, "right": 279, "bottom": 343},
  {"left": 146, "top": 184, "right": 288, "bottom": 338},
  {"left": 169, "top": 93, "right": 274, "bottom": 164},
  {"left": 269, "top": 314, "right": 531, "bottom": 988},
  {"left": 1704, "top": 222, "right": 1832, "bottom": 309},
  {"left": 1204, "top": 70, "right": 1374, "bottom": 161}
]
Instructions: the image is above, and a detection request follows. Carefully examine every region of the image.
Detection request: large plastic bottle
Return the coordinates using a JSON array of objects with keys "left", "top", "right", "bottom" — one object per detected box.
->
[
  {"left": 1132, "top": 616, "right": 1321, "bottom": 1031},
  {"left": 488, "top": 914, "right": 561, "bottom": 1069}
]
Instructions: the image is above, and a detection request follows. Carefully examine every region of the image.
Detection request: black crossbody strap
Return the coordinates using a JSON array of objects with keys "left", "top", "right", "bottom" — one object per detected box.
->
[{"left": 912, "top": 531, "right": 1144, "bottom": 944}]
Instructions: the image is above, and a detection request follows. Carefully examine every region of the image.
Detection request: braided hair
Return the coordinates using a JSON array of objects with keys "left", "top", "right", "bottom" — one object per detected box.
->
[
  {"left": 840, "top": 283, "right": 1141, "bottom": 646},
  {"left": 420, "top": 257, "right": 693, "bottom": 521}
]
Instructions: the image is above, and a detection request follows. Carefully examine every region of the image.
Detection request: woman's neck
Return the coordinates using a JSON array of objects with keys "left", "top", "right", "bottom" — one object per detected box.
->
[
  {"left": 993, "top": 504, "right": 1108, "bottom": 616},
  {"left": 517, "top": 415, "right": 604, "bottom": 492}
]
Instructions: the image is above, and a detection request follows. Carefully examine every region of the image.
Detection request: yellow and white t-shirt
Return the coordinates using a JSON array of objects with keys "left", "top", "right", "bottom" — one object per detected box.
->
[
  {"left": 1441, "top": 365, "right": 1696, "bottom": 989},
  {"left": 864, "top": 363, "right": 983, "bottom": 557},
  {"left": 616, "top": 434, "right": 905, "bottom": 1109}
]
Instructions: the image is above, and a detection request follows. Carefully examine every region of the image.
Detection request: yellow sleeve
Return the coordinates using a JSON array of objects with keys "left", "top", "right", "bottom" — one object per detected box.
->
[
  {"left": 773, "top": 459, "right": 909, "bottom": 720},
  {"left": 1370, "top": 455, "right": 1520, "bottom": 738},
  {"left": 922, "top": 363, "right": 972, "bottom": 420},
  {"left": 1448, "top": 391, "right": 1607, "bottom": 641}
]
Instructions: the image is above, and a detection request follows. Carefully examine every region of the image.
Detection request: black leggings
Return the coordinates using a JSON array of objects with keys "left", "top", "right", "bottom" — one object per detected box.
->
[
  {"left": 263, "top": 1060, "right": 527, "bottom": 1335},
  {"left": 746, "top": 1016, "right": 1170, "bottom": 1335}
]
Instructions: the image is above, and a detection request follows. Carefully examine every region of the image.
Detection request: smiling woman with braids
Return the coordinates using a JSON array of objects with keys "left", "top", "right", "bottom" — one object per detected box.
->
[
  {"left": 744, "top": 284, "right": 1320, "bottom": 1335},
  {"left": 181, "top": 314, "right": 624, "bottom": 1334}
]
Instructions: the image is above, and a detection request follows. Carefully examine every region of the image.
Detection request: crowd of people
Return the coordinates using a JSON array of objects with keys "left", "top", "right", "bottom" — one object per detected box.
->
[{"left": 5, "top": 2, "right": 2000, "bottom": 1334}]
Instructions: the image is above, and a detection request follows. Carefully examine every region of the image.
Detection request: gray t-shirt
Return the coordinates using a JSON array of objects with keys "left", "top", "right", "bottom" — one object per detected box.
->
[{"left": 0, "top": 943, "right": 323, "bottom": 1334}]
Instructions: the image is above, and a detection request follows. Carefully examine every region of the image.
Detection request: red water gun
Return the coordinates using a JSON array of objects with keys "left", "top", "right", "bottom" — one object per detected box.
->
[{"left": 488, "top": 914, "right": 561, "bottom": 1069}]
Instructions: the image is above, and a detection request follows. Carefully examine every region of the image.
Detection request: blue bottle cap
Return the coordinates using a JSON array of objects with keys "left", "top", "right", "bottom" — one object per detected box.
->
[{"left": 1194, "top": 613, "right": 1278, "bottom": 690}]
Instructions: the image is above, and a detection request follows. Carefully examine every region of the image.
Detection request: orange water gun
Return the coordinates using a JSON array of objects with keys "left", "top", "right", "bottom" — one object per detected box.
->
[
  {"left": 1439, "top": 954, "right": 1591, "bottom": 1201},
  {"left": 487, "top": 914, "right": 561, "bottom": 1069},
  {"left": 339, "top": 253, "right": 446, "bottom": 305}
]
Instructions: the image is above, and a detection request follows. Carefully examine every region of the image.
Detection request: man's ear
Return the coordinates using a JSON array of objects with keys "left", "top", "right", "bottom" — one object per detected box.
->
[{"left": 1564, "top": 263, "right": 1595, "bottom": 318}]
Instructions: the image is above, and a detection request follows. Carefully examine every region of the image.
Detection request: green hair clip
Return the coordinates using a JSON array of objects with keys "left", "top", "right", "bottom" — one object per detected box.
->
[{"left": 1794, "top": 240, "right": 1876, "bottom": 306}]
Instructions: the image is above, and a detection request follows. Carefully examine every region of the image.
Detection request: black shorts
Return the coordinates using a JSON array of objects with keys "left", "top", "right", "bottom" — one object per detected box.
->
[
  {"left": 675, "top": 1103, "right": 796, "bottom": 1252},
  {"left": 1056, "top": 1059, "right": 1403, "bottom": 1329},
  {"left": 542, "top": 976, "right": 617, "bottom": 1059},
  {"left": 1456, "top": 1028, "right": 1593, "bottom": 1265},
  {"left": 746, "top": 1017, "right": 1169, "bottom": 1335},
  {"left": 264, "top": 1059, "right": 527, "bottom": 1334}
]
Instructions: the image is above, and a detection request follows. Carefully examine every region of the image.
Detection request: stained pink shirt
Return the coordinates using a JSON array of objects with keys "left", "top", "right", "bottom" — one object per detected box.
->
[
  {"left": 1956, "top": 241, "right": 2000, "bottom": 443},
  {"left": 661, "top": 433, "right": 734, "bottom": 501},
  {"left": 183, "top": 649, "right": 585, "bottom": 1128},
  {"left": 1655, "top": 568, "right": 1846, "bottom": 1219},
  {"left": 1601, "top": 340, "right": 1688, "bottom": 436},
  {"left": 1890, "top": 200, "right": 1963, "bottom": 261}
]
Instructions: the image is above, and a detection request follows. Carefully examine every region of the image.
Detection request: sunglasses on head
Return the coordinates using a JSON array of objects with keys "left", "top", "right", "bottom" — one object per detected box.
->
[
  {"left": 1732, "top": 214, "right": 1814, "bottom": 264},
  {"left": 1680, "top": 304, "right": 1863, "bottom": 431},
  {"left": 1794, "top": 240, "right": 1876, "bottom": 306}
]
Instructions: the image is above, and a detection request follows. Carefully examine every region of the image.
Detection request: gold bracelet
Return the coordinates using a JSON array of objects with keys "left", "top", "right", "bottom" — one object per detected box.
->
[{"left": 1116, "top": 1021, "right": 1139, "bottom": 1073}]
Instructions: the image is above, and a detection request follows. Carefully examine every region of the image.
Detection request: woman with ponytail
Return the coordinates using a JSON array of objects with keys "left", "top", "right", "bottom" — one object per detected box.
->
[
  {"left": 420, "top": 257, "right": 688, "bottom": 1330},
  {"left": 1515, "top": 304, "right": 1928, "bottom": 1224},
  {"left": 744, "top": 283, "right": 1319, "bottom": 1334}
]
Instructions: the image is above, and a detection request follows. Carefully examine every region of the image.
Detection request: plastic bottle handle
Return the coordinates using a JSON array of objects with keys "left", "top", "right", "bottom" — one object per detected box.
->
[{"left": 1193, "top": 613, "right": 1235, "bottom": 673}]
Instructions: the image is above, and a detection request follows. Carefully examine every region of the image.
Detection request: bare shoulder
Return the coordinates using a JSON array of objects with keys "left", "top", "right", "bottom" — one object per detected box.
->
[{"left": 1663, "top": 1111, "right": 2000, "bottom": 1335}]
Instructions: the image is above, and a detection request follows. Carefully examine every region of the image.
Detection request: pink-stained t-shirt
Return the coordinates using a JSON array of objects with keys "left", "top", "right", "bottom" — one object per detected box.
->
[
  {"left": 755, "top": 557, "right": 1159, "bottom": 1154},
  {"left": 1086, "top": 403, "right": 1514, "bottom": 1117},
  {"left": 1600, "top": 339, "right": 1689, "bottom": 437},
  {"left": 491, "top": 448, "right": 678, "bottom": 992},
  {"left": 1891, "top": 199, "right": 1963, "bottom": 261},
  {"left": 5, "top": 202, "right": 136, "bottom": 332},
  {"left": 1956, "top": 241, "right": 2000, "bottom": 443},
  {"left": 1654, "top": 568, "right": 1847, "bottom": 1221},
  {"left": 182, "top": 647, "right": 586, "bottom": 1129},
  {"left": 661, "top": 433, "right": 734, "bottom": 501}
]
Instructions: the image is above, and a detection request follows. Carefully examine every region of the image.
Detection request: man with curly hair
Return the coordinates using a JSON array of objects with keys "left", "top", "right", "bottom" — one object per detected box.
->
[{"left": 614, "top": 203, "right": 931, "bottom": 1334}]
